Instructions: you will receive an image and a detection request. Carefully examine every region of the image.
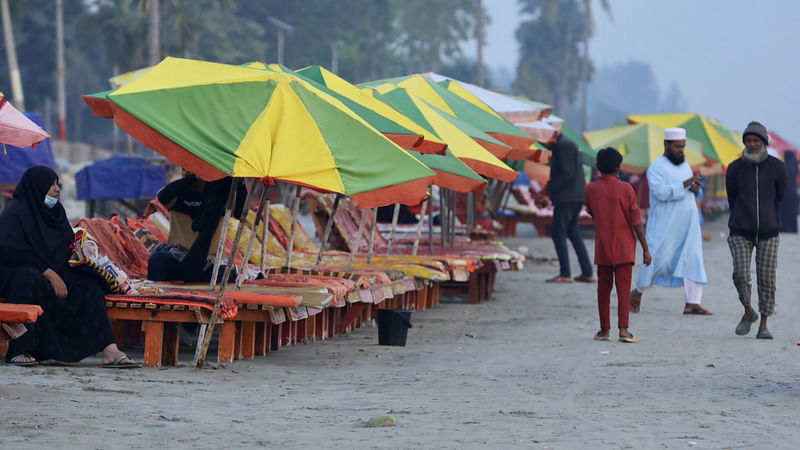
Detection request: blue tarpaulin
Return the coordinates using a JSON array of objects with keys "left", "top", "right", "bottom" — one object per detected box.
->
[
  {"left": 0, "top": 113, "right": 55, "bottom": 184},
  {"left": 76, "top": 156, "right": 165, "bottom": 200}
]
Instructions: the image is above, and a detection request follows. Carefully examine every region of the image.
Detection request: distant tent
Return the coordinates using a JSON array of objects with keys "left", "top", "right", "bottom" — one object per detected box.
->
[
  {"left": 0, "top": 113, "right": 55, "bottom": 184},
  {"left": 76, "top": 156, "right": 165, "bottom": 200}
]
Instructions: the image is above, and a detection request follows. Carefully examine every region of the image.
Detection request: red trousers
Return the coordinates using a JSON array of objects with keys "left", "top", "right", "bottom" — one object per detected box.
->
[{"left": 597, "top": 263, "right": 633, "bottom": 330}]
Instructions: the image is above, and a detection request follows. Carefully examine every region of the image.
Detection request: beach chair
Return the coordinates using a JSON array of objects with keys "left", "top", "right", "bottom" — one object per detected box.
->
[{"left": 0, "top": 302, "right": 43, "bottom": 358}]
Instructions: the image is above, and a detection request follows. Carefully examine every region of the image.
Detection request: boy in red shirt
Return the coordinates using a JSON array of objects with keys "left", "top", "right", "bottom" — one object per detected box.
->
[{"left": 585, "top": 148, "right": 651, "bottom": 343}]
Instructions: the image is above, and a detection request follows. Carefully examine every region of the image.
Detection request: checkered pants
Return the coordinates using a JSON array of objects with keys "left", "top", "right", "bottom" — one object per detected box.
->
[{"left": 727, "top": 234, "right": 779, "bottom": 316}]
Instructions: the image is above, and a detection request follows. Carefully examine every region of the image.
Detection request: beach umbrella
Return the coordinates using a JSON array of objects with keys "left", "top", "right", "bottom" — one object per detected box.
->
[
  {"left": 83, "top": 57, "right": 435, "bottom": 209},
  {"left": 767, "top": 131, "right": 799, "bottom": 158},
  {"left": 250, "top": 64, "right": 484, "bottom": 194},
  {"left": 364, "top": 74, "right": 535, "bottom": 159},
  {"left": 0, "top": 92, "right": 51, "bottom": 149},
  {"left": 245, "top": 62, "right": 447, "bottom": 154},
  {"left": 364, "top": 85, "right": 517, "bottom": 183},
  {"left": 428, "top": 74, "right": 549, "bottom": 124},
  {"left": 583, "top": 123, "right": 707, "bottom": 174},
  {"left": 291, "top": 65, "right": 447, "bottom": 155},
  {"left": 627, "top": 113, "right": 741, "bottom": 166}
]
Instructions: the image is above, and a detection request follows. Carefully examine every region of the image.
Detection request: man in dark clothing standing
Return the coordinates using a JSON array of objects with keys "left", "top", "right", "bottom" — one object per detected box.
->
[
  {"left": 726, "top": 121, "right": 787, "bottom": 339},
  {"left": 535, "top": 133, "right": 594, "bottom": 283}
]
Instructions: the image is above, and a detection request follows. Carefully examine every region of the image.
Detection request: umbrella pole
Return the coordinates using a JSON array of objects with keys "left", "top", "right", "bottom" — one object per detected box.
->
[
  {"left": 428, "top": 195, "right": 434, "bottom": 254},
  {"left": 195, "top": 178, "right": 252, "bottom": 368},
  {"left": 207, "top": 178, "right": 241, "bottom": 296},
  {"left": 412, "top": 199, "right": 427, "bottom": 256},
  {"left": 348, "top": 207, "right": 368, "bottom": 271},
  {"left": 440, "top": 189, "right": 448, "bottom": 249},
  {"left": 367, "top": 207, "right": 377, "bottom": 265},
  {"left": 314, "top": 193, "right": 341, "bottom": 271},
  {"left": 386, "top": 203, "right": 400, "bottom": 257},
  {"left": 284, "top": 187, "right": 302, "bottom": 268},
  {"left": 450, "top": 189, "right": 456, "bottom": 247},
  {"left": 259, "top": 192, "right": 272, "bottom": 275},
  {"left": 235, "top": 184, "right": 269, "bottom": 290},
  {"left": 466, "top": 191, "right": 475, "bottom": 239}
]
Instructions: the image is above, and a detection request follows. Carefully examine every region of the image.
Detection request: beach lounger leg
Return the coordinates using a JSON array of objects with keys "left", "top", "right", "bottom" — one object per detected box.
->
[
  {"left": 111, "top": 319, "right": 127, "bottom": 350},
  {"left": 241, "top": 321, "right": 256, "bottom": 359},
  {"left": 254, "top": 321, "right": 268, "bottom": 356},
  {"left": 163, "top": 322, "right": 180, "bottom": 366},
  {"left": 142, "top": 321, "right": 164, "bottom": 367},
  {"left": 217, "top": 321, "right": 236, "bottom": 363}
]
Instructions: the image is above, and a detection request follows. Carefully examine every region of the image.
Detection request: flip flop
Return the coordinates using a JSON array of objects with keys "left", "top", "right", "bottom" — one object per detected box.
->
[
  {"left": 546, "top": 276, "right": 573, "bottom": 283},
  {"left": 594, "top": 331, "right": 611, "bottom": 341},
  {"left": 102, "top": 355, "right": 142, "bottom": 369},
  {"left": 619, "top": 334, "right": 638, "bottom": 343},
  {"left": 8, "top": 354, "right": 37, "bottom": 367}
]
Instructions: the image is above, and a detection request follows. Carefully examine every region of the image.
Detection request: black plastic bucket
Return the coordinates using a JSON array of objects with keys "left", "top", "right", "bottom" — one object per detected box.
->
[{"left": 376, "top": 308, "right": 413, "bottom": 346}]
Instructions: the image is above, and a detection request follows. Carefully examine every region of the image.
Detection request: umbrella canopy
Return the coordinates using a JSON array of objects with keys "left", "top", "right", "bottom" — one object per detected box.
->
[
  {"left": 0, "top": 93, "right": 51, "bottom": 148},
  {"left": 364, "top": 74, "right": 535, "bottom": 159},
  {"left": 583, "top": 123, "right": 706, "bottom": 174},
  {"left": 627, "top": 113, "right": 741, "bottom": 166},
  {"left": 364, "top": 85, "right": 517, "bottom": 183},
  {"left": 428, "top": 74, "right": 548, "bottom": 124},
  {"left": 254, "top": 63, "right": 482, "bottom": 193},
  {"left": 293, "top": 65, "right": 447, "bottom": 155},
  {"left": 83, "top": 57, "right": 435, "bottom": 208},
  {"left": 245, "top": 63, "right": 482, "bottom": 194}
]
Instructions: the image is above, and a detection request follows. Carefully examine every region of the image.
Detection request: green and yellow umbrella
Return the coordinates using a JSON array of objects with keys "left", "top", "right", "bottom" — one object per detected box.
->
[
  {"left": 246, "top": 62, "right": 448, "bottom": 155},
  {"left": 244, "top": 62, "right": 484, "bottom": 193},
  {"left": 627, "top": 113, "right": 741, "bottom": 166},
  {"left": 364, "top": 74, "right": 535, "bottom": 160},
  {"left": 583, "top": 123, "right": 706, "bottom": 174},
  {"left": 83, "top": 57, "right": 435, "bottom": 208},
  {"left": 431, "top": 77, "right": 540, "bottom": 159},
  {"left": 364, "top": 85, "right": 517, "bottom": 183}
]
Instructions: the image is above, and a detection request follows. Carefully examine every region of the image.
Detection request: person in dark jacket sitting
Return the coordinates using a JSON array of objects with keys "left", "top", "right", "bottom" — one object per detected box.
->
[{"left": 726, "top": 121, "right": 787, "bottom": 339}]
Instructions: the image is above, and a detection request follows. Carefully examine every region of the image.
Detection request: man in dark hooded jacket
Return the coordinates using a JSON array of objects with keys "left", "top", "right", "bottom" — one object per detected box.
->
[{"left": 726, "top": 121, "right": 787, "bottom": 339}]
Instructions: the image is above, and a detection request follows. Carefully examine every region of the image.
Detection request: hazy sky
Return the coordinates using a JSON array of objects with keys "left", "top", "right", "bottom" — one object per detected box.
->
[{"left": 472, "top": 0, "right": 800, "bottom": 146}]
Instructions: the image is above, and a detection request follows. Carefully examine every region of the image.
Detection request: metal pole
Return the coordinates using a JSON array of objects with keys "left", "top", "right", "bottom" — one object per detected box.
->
[
  {"left": 466, "top": 191, "right": 475, "bottom": 239},
  {"left": 313, "top": 193, "right": 341, "bottom": 271},
  {"left": 277, "top": 30, "right": 285, "bottom": 65},
  {"left": 428, "top": 195, "right": 434, "bottom": 253},
  {"left": 284, "top": 187, "right": 302, "bottom": 268},
  {"left": 2, "top": 0, "right": 24, "bottom": 110},
  {"left": 235, "top": 185, "right": 269, "bottom": 290},
  {"left": 440, "top": 189, "right": 448, "bottom": 249},
  {"left": 386, "top": 203, "right": 400, "bottom": 257},
  {"left": 449, "top": 189, "right": 457, "bottom": 247},
  {"left": 56, "top": 0, "right": 66, "bottom": 139},
  {"left": 412, "top": 199, "right": 427, "bottom": 256},
  {"left": 259, "top": 191, "right": 272, "bottom": 275},
  {"left": 367, "top": 207, "right": 377, "bottom": 265},
  {"left": 348, "top": 207, "right": 368, "bottom": 271}
]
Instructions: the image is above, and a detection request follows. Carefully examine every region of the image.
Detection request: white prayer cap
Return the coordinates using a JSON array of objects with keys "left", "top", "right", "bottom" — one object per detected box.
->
[{"left": 664, "top": 127, "right": 686, "bottom": 141}]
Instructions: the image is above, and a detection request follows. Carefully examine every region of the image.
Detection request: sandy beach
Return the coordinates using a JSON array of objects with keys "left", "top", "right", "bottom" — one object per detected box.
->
[{"left": 2, "top": 214, "right": 799, "bottom": 449}]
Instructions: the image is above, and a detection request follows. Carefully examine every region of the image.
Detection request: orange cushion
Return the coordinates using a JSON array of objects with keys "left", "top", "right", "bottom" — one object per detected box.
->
[{"left": 0, "top": 303, "right": 43, "bottom": 323}]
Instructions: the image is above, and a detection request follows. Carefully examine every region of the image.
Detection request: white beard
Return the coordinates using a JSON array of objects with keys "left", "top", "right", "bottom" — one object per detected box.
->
[{"left": 742, "top": 147, "right": 768, "bottom": 164}]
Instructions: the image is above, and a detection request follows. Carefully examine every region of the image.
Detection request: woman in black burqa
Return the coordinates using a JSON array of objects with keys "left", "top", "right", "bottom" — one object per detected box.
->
[
  {"left": 780, "top": 151, "right": 798, "bottom": 233},
  {"left": 0, "top": 166, "right": 139, "bottom": 367}
]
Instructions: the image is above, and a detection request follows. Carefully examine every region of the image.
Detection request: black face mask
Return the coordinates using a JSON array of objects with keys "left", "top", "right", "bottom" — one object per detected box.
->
[{"left": 666, "top": 151, "right": 685, "bottom": 165}]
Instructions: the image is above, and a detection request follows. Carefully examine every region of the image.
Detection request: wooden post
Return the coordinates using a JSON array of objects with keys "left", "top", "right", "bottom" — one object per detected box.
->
[
  {"left": 284, "top": 188, "right": 302, "bottom": 268},
  {"left": 236, "top": 184, "right": 270, "bottom": 290},
  {"left": 313, "top": 193, "right": 341, "bottom": 271},
  {"left": 367, "top": 207, "right": 377, "bottom": 265},
  {"left": 195, "top": 178, "right": 253, "bottom": 368},
  {"left": 412, "top": 199, "right": 427, "bottom": 256},
  {"left": 348, "top": 207, "right": 368, "bottom": 271},
  {"left": 386, "top": 203, "right": 400, "bottom": 256}
]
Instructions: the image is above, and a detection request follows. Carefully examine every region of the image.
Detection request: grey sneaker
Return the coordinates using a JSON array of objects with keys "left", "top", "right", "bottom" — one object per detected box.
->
[
  {"left": 735, "top": 311, "right": 758, "bottom": 335},
  {"left": 756, "top": 328, "right": 773, "bottom": 340}
]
